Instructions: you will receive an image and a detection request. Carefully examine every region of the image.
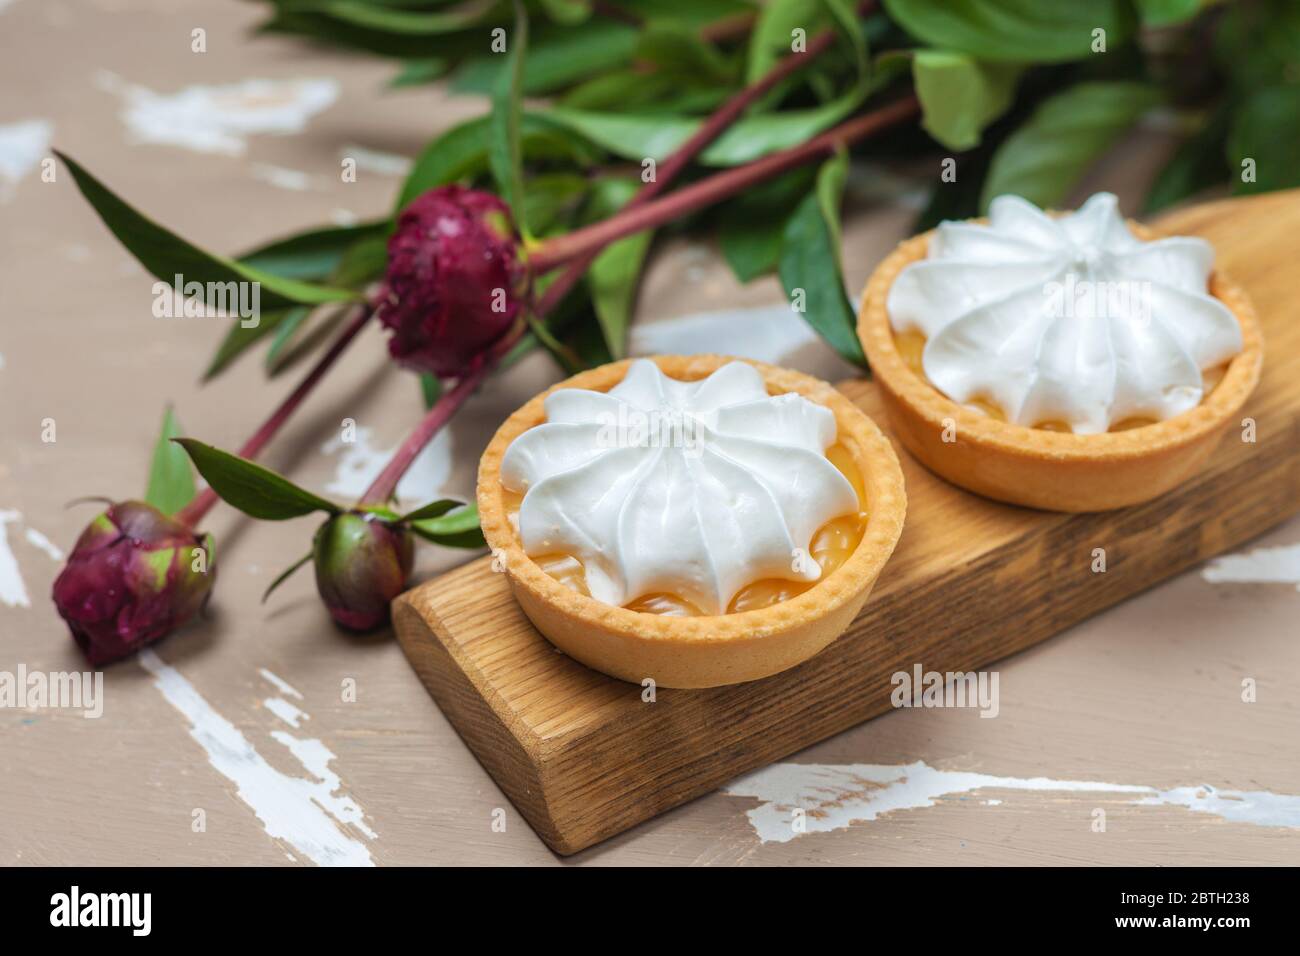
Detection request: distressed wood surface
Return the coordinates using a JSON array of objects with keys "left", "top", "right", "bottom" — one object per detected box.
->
[
  {"left": 394, "top": 190, "right": 1300, "bottom": 855},
  {"left": 5, "top": 0, "right": 1300, "bottom": 867}
]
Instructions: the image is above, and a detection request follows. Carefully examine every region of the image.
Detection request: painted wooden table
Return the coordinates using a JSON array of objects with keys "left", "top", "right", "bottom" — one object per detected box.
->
[{"left": 2, "top": 0, "right": 1298, "bottom": 866}]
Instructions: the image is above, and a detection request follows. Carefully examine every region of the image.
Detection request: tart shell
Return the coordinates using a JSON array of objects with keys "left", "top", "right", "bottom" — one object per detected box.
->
[
  {"left": 477, "top": 355, "right": 907, "bottom": 689},
  {"left": 858, "top": 224, "right": 1264, "bottom": 512}
]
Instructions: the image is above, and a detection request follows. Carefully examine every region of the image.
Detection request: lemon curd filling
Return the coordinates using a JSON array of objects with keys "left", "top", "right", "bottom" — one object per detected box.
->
[
  {"left": 504, "top": 441, "right": 867, "bottom": 616},
  {"left": 894, "top": 330, "right": 1229, "bottom": 433}
]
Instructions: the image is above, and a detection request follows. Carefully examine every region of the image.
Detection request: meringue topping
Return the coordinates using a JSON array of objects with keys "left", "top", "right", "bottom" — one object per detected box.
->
[
  {"left": 499, "top": 359, "right": 860, "bottom": 615},
  {"left": 886, "top": 192, "right": 1244, "bottom": 434}
]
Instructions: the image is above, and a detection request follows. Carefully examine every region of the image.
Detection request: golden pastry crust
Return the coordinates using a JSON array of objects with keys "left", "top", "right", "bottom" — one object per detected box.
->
[
  {"left": 477, "top": 354, "right": 907, "bottom": 688},
  {"left": 858, "top": 222, "right": 1264, "bottom": 512}
]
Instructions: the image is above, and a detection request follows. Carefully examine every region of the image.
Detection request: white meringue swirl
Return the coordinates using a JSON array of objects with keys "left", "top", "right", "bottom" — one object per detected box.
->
[
  {"left": 887, "top": 192, "right": 1243, "bottom": 434},
  {"left": 500, "top": 359, "right": 859, "bottom": 615}
]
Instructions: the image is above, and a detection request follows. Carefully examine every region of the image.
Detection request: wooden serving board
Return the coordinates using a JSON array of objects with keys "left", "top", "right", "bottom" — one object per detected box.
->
[{"left": 393, "top": 191, "right": 1300, "bottom": 856}]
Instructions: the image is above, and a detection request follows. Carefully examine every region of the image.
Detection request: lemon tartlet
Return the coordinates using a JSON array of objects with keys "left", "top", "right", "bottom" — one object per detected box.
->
[
  {"left": 858, "top": 193, "right": 1262, "bottom": 511},
  {"left": 477, "top": 355, "right": 906, "bottom": 687}
]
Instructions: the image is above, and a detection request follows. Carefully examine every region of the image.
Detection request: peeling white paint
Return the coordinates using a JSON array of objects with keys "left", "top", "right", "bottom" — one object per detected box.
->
[
  {"left": 0, "top": 511, "right": 30, "bottom": 608},
  {"left": 1138, "top": 785, "right": 1300, "bottom": 829},
  {"left": 725, "top": 761, "right": 1300, "bottom": 844},
  {"left": 271, "top": 731, "right": 377, "bottom": 839},
  {"left": 140, "top": 650, "right": 375, "bottom": 866},
  {"left": 0, "top": 119, "right": 52, "bottom": 202},
  {"left": 251, "top": 163, "right": 313, "bottom": 192},
  {"left": 1202, "top": 542, "right": 1300, "bottom": 590},
  {"left": 24, "top": 527, "right": 63, "bottom": 561},
  {"left": 259, "top": 668, "right": 302, "bottom": 700},
  {"left": 96, "top": 73, "right": 338, "bottom": 156},
  {"left": 341, "top": 144, "right": 412, "bottom": 177},
  {"left": 320, "top": 425, "right": 452, "bottom": 507},
  {"left": 264, "top": 697, "right": 308, "bottom": 728}
]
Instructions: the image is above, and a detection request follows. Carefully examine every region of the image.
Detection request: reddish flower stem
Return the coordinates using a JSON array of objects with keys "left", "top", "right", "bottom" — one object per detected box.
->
[
  {"left": 176, "top": 303, "right": 374, "bottom": 528},
  {"left": 536, "top": 6, "right": 862, "bottom": 318},
  {"left": 529, "top": 93, "right": 920, "bottom": 276},
  {"left": 359, "top": 345, "right": 503, "bottom": 506}
]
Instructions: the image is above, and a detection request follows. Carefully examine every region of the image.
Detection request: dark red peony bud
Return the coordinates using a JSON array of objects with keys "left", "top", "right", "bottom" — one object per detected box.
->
[
  {"left": 312, "top": 511, "right": 414, "bottom": 631},
  {"left": 52, "top": 501, "right": 216, "bottom": 665},
  {"left": 376, "top": 185, "right": 526, "bottom": 378}
]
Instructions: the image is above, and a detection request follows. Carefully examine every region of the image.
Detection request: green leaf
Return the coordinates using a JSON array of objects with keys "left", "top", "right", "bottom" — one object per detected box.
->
[
  {"left": 912, "top": 50, "right": 1021, "bottom": 151},
  {"left": 211, "top": 225, "right": 384, "bottom": 379},
  {"left": 523, "top": 172, "right": 589, "bottom": 234},
  {"left": 584, "top": 178, "right": 652, "bottom": 358},
  {"left": 747, "top": 0, "right": 866, "bottom": 85},
  {"left": 145, "top": 407, "right": 197, "bottom": 516},
  {"left": 718, "top": 167, "right": 816, "bottom": 282},
  {"left": 1227, "top": 86, "right": 1300, "bottom": 195},
  {"left": 881, "top": 0, "right": 1135, "bottom": 63},
  {"left": 399, "top": 498, "right": 463, "bottom": 523},
  {"left": 173, "top": 438, "right": 341, "bottom": 521},
  {"left": 1134, "top": 0, "right": 1204, "bottom": 26},
  {"left": 778, "top": 150, "right": 866, "bottom": 369},
  {"left": 237, "top": 220, "right": 388, "bottom": 282},
  {"left": 452, "top": 19, "right": 639, "bottom": 95},
  {"left": 203, "top": 309, "right": 297, "bottom": 381},
  {"left": 396, "top": 112, "right": 596, "bottom": 214},
  {"left": 296, "top": 0, "right": 496, "bottom": 35},
  {"left": 559, "top": 70, "right": 730, "bottom": 114},
  {"left": 389, "top": 59, "right": 449, "bottom": 88},
  {"left": 490, "top": 1, "right": 530, "bottom": 238},
  {"left": 1143, "top": 105, "right": 1230, "bottom": 214},
  {"left": 57, "top": 152, "right": 360, "bottom": 311},
  {"left": 1213, "top": 0, "right": 1300, "bottom": 92},
  {"left": 637, "top": 21, "right": 735, "bottom": 85},
  {"left": 980, "top": 82, "right": 1160, "bottom": 212},
  {"left": 317, "top": 1, "right": 493, "bottom": 34},
  {"left": 544, "top": 83, "right": 865, "bottom": 168},
  {"left": 419, "top": 373, "right": 442, "bottom": 410},
  {"left": 410, "top": 504, "right": 487, "bottom": 549},
  {"left": 262, "top": 552, "right": 312, "bottom": 603},
  {"left": 263, "top": 306, "right": 314, "bottom": 371},
  {"left": 538, "top": 0, "right": 591, "bottom": 25},
  {"left": 748, "top": 0, "right": 824, "bottom": 83}
]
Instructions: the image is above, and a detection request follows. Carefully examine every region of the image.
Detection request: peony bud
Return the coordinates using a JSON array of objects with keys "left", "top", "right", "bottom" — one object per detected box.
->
[
  {"left": 376, "top": 185, "right": 526, "bottom": 378},
  {"left": 312, "top": 511, "right": 414, "bottom": 631},
  {"left": 52, "top": 501, "right": 215, "bottom": 665}
]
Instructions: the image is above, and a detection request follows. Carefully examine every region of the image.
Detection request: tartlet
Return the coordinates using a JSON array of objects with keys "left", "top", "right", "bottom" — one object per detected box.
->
[
  {"left": 858, "top": 195, "right": 1263, "bottom": 512},
  {"left": 477, "top": 354, "right": 906, "bottom": 688}
]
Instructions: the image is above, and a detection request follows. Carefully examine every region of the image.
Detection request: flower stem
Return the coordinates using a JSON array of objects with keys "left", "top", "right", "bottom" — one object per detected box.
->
[
  {"left": 176, "top": 303, "right": 374, "bottom": 528},
  {"left": 528, "top": 93, "right": 920, "bottom": 276},
  {"left": 358, "top": 353, "right": 496, "bottom": 507},
  {"left": 536, "top": 7, "right": 859, "bottom": 318}
]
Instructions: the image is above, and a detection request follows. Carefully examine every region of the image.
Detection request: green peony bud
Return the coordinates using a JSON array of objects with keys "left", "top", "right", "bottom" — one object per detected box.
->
[{"left": 312, "top": 511, "right": 414, "bottom": 631}]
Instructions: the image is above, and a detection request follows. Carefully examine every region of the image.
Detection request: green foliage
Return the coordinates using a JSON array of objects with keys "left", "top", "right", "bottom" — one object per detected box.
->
[
  {"left": 980, "top": 82, "right": 1161, "bottom": 211},
  {"left": 145, "top": 407, "right": 197, "bottom": 516},
  {"left": 74, "top": 1, "right": 1300, "bottom": 382},
  {"left": 174, "top": 439, "right": 341, "bottom": 521}
]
